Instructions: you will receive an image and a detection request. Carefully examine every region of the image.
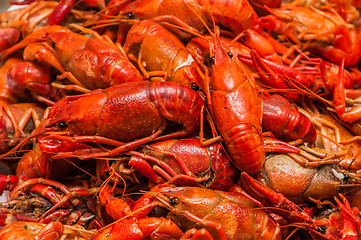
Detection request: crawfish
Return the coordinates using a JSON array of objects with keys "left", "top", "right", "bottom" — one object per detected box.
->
[
  {"left": 207, "top": 29, "right": 264, "bottom": 174},
  {"left": 1, "top": 25, "right": 143, "bottom": 90},
  {"left": 259, "top": 3, "right": 361, "bottom": 66},
  {"left": 16, "top": 137, "right": 99, "bottom": 179},
  {"left": 94, "top": 183, "right": 282, "bottom": 240},
  {"left": 4, "top": 177, "right": 100, "bottom": 229},
  {"left": 92, "top": 216, "right": 187, "bottom": 240},
  {"left": 6, "top": 60, "right": 65, "bottom": 105},
  {"left": 240, "top": 172, "right": 361, "bottom": 240},
  {"left": 255, "top": 154, "right": 354, "bottom": 203},
  {"left": 121, "top": 138, "right": 237, "bottom": 190},
  {"left": 11, "top": 81, "right": 204, "bottom": 160},
  {"left": 123, "top": 20, "right": 204, "bottom": 89},
  {"left": 104, "top": 0, "right": 259, "bottom": 36},
  {"left": 260, "top": 94, "right": 317, "bottom": 143},
  {"left": 186, "top": 30, "right": 280, "bottom": 71}
]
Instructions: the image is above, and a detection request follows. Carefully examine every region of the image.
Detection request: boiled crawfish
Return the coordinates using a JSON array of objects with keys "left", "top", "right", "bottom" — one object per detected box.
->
[
  {"left": 93, "top": 183, "right": 282, "bottom": 240},
  {"left": 1, "top": 25, "right": 143, "bottom": 90},
  {"left": 98, "top": 138, "right": 237, "bottom": 190},
  {"left": 207, "top": 29, "right": 264, "bottom": 173},
  {"left": 10, "top": 81, "right": 204, "bottom": 160}
]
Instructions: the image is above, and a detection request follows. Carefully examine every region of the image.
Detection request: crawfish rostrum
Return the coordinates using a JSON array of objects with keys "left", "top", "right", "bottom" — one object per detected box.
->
[{"left": 1, "top": 0, "right": 361, "bottom": 239}]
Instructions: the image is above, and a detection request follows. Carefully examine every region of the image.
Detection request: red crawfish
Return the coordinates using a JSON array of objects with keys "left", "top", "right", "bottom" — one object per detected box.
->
[
  {"left": 44, "top": 0, "right": 101, "bottom": 26},
  {"left": 260, "top": 94, "right": 317, "bottom": 144},
  {"left": 255, "top": 154, "right": 355, "bottom": 203},
  {"left": 6, "top": 61, "right": 65, "bottom": 105},
  {"left": 1, "top": 25, "right": 143, "bottom": 90},
  {"left": 103, "top": 0, "right": 259, "bottom": 36},
  {"left": 9, "top": 81, "right": 204, "bottom": 160},
  {"left": 185, "top": 30, "right": 281, "bottom": 72},
  {"left": 92, "top": 216, "right": 187, "bottom": 240},
  {"left": 206, "top": 29, "right": 264, "bottom": 174},
  {"left": 93, "top": 183, "right": 282, "bottom": 240},
  {"left": 259, "top": 3, "right": 361, "bottom": 66},
  {"left": 238, "top": 49, "right": 317, "bottom": 103},
  {"left": 240, "top": 172, "right": 361, "bottom": 240},
  {"left": 318, "top": 59, "right": 361, "bottom": 123},
  {"left": 124, "top": 138, "right": 237, "bottom": 190},
  {"left": 4, "top": 177, "right": 100, "bottom": 229},
  {"left": 123, "top": 20, "right": 204, "bottom": 90},
  {"left": 312, "top": 194, "right": 361, "bottom": 240}
]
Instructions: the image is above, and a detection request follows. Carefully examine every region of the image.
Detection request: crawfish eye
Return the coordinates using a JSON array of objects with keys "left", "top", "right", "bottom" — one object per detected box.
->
[
  {"left": 343, "top": 173, "right": 349, "bottom": 180},
  {"left": 209, "top": 56, "right": 215, "bottom": 65},
  {"left": 190, "top": 82, "right": 199, "bottom": 91},
  {"left": 127, "top": 12, "right": 135, "bottom": 19},
  {"left": 57, "top": 121, "right": 67, "bottom": 129},
  {"left": 227, "top": 52, "right": 233, "bottom": 58},
  {"left": 317, "top": 87, "right": 325, "bottom": 94},
  {"left": 169, "top": 197, "right": 179, "bottom": 206},
  {"left": 318, "top": 227, "right": 326, "bottom": 234}
]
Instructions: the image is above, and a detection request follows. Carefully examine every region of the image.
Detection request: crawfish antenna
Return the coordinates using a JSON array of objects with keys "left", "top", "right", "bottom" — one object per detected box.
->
[
  {"left": 0, "top": 121, "right": 47, "bottom": 159},
  {"left": 181, "top": 0, "right": 213, "bottom": 37}
]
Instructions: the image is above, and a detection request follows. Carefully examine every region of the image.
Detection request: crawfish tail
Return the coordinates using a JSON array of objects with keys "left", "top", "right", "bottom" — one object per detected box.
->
[{"left": 149, "top": 81, "right": 204, "bottom": 137}]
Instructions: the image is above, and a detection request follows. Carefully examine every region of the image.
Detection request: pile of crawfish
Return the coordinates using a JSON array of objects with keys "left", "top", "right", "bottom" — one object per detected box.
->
[{"left": 2, "top": 0, "right": 361, "bottom": 239}]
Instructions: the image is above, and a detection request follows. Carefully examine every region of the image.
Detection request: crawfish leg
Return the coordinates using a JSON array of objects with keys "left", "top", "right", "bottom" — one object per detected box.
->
[
  {"left": 23, "top": 43, "right": 87, "bottom": 89},
  {"left": 48, "top": 126, "right": 165, "bottom": 160},
  {"left": 183, "top": 211, "right": 227, "bottom": 240},
  {"left": 151, "top": 15, "right": 201, "bottom": 36},
  {"left": 13, "top": 106, "right": 43, "bottom": 139},
  {"left": 10, "top": 178, "right": 71, "bottom": 198},
  {"left": 136, "top": 55, "right": 168, "bottom": 81},
  {"left": 263, "top": 137, "right": 299, "bottom": 153},
  {"left": 0, "top": 102, "right": 23, "bottom": 140},
  {"left": 182, "top": 228, "right": 214, "bottom": 240},
  {"left": 50, "top": 82, "right": 90, "bottom": 93},
  {"left": 23, "top": 43, "right": 66, "bottom": 73},
  {"left": 334, "top": 59, "right": 361, "bottom": 123}
]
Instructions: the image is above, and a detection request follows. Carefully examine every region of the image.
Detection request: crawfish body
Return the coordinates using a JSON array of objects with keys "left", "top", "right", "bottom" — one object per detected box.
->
[
  {"left": 259, "top": 4, "right": 361, "bottom": 66},
  {"left": 2, "top": 25, "right": 143, "bottom": 90},
  {"left": 256, "top": 154, "right": 351, "bottom": 203},
  {"left": 209, "top": 34, "right": 264, "bottom": 174},
  {"left": 155, "top": 185, "right": 282, "bottom": 240},
  {"left": 120, "top": 0, "right": 258, "bottom": 34},
  {"left": 35, "top": 81, "right": 203, "bottom": 149}
]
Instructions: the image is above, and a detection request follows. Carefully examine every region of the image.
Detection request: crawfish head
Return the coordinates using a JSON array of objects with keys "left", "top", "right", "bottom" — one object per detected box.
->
[
  {"left": 152, "top": 186, "right": 222, "bottom": 231},
  {"left": 151, "top": 186, "right": 265, "bottom": 239}
]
